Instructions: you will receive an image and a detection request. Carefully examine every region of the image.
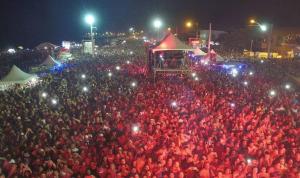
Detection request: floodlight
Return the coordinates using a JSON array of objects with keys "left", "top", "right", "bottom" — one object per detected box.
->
[
  {"left": 260, "top": 24, "right": 268, "bottom": 32},
  {"left": 153, "top": 19, "right": 163, "bottom": 29},
  {"left": 85, "top": 14, "right": 95, "bottom": 25}
]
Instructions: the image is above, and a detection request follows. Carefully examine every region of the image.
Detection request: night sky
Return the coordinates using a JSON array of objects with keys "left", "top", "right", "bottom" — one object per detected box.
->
[{"left": 0, "top": 0, "right": 299, "bottom": 48}]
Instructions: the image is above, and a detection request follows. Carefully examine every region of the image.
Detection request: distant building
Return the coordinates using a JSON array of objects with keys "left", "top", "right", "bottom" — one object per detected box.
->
[{"left": 271, "top": 27, "right": 300, "bottom": 58}]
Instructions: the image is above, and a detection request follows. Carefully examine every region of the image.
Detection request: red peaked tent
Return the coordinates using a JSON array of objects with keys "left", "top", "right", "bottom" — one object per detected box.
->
[{"left": 152, "top": 33, "right": 193, "bottom": 52}]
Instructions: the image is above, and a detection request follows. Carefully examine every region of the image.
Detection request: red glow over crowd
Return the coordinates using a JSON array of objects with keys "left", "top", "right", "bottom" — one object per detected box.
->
[{"left": 0, "top": 42, "right": 299, "bottom": 178}]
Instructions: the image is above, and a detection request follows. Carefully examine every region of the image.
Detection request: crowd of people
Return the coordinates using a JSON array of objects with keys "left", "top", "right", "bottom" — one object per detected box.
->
[{"left": 0, "top": 40, "right": 299, "bottom": 178}]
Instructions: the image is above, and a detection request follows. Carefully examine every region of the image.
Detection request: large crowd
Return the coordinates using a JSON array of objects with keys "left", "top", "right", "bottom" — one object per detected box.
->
[{"left": 0, "top": 40, "right": 299, "bottom": 178}]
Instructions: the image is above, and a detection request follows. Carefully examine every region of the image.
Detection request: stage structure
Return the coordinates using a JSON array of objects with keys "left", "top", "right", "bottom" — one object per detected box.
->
[{"left": 148, "top": 33, "right": 194, "bottom": 79}]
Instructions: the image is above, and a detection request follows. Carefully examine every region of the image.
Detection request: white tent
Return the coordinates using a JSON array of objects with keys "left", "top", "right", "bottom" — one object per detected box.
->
[
  {"left": 194, "top": 47, "right": 207, "bottom": 56},
  {"left": 152, "top": 33, "right": 194, "bottom": 52},
  {"left": 204, "top": 49, "right": 225, "bottom": 62},
  {"left": 0, "top": 65, "right": 37, "bottom": 90},
  {"left": 216, "top": 55, "right": 225, "bottom": 62},
  {"left": 40, "top": 55, "right": 60, "bottom": 66}
]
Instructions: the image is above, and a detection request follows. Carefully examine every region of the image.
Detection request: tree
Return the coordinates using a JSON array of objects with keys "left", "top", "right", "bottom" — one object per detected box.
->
[{"left": 218, "top": 29, "right": 254, "bottom": 52}]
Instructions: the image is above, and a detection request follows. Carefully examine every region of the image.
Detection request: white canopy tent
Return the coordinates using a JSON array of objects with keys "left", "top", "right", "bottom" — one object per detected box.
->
[
  {"left": 0, "top": 65, "right": 38, "bottom": 90},
  {"left": 40, "top": 55, "right": 61, "bottom": 66},
  {"left": 148, "top": 33, "right": 194, "bottom": 81},
  {"left": 194, "top": 47, "right": 207, "bottom": 56},
  {"left": 203, "top": 49, "right": 225, "bottom": 62},
  {"left": 152, "top": 33, "right": 194, "bottom": 52}
]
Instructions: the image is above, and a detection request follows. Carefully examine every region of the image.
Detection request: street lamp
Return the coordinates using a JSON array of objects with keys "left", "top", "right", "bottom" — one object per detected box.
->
[
  {"left": 185, "top": 20, "right": 200, "bottom": 39},
  {"left": 85, "top": 14, "right": 96, "bottom": 57},
  {"left": 153, "top": 18, "right": 163, "bottom": 40},
  {"left": 186, "top": 21, "right": 193, "bottom": 28},
  {"left": 153, "top": 19, "right": 162, "bottom": 29},
  {"left": 85, "top": 15, "right": 95, "bottom": 26},
  {"left": 260, "top": 24, "right": 268, "bottom": 32},
  {"left": 250, "top": 19, "right": 256, "bottom": 24},
  {"left": 249, "top": 19, "right": 273, "bottom": 59},
  {"left": 250, "top": 19, "right": 268, "bottom": 32}
]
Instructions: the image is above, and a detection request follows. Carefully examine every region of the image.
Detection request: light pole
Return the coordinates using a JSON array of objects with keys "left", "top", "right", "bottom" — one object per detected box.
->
[
  {"left": 153, "top": 18, "right": 163, "bottom": 40},
  {"left": 185, "top": 21, "right": 200, "bottom": 39},
  {"left": 267, "top": 24, "right": 274, "bottom": 59},
  {"left": 249, "top": 19, "right": 273, "bottom": 59},
  {"left": 85, "top": 14, "right": 95, "bottom": 57}
]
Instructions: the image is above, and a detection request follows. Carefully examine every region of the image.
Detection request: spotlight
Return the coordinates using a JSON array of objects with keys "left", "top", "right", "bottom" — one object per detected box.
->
[
  {"left": 108, "top": 72, "right": 113, "bottom": 77},
  {"left": 81, "top": 74, "right": 86, "bottom": 79},
  {"left": 243, "top": 81, "right": 248, "bottom": 86},
  {"left": 195, "top": 77, "right": 199, "bottom": 81},
  {"left": 260, "top": 60, "right": 264, "bottom": 63},
  {"left": 192, "top": 72, "right": 196, "bottom": 77},
  {"left": 285, "top": 84, "right": 291, "bottom": 90},
  {"left": 126, "top": 60, "right": 130, "bottom": 64},
  {"left": 230, "top": 103, "right": 235, "bottom": 108},
  {"left": 116, "top": 66, "right": 121, "bottom": 70},
  {"left": 249, "top": 71, "right": 254, "bottom": 76}
]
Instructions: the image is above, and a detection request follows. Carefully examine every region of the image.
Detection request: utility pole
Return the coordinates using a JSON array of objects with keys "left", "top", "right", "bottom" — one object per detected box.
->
[
  {"left": 250, "top": 40, "right": 254, "bottom": 52},
  {"left": 208, "top": 23, "right": 212, "bottom": 52},
  {"left": 90, "top": 25, "right": 94, "bottom": 57},
  {"left": 267, "top": 24, "right": 274, "bottom": 59}
]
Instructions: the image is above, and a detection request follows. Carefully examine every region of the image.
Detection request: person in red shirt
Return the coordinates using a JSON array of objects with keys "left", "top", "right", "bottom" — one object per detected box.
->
[{"left": 199, "top": 163, "right": 211, "bottom": 178}]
